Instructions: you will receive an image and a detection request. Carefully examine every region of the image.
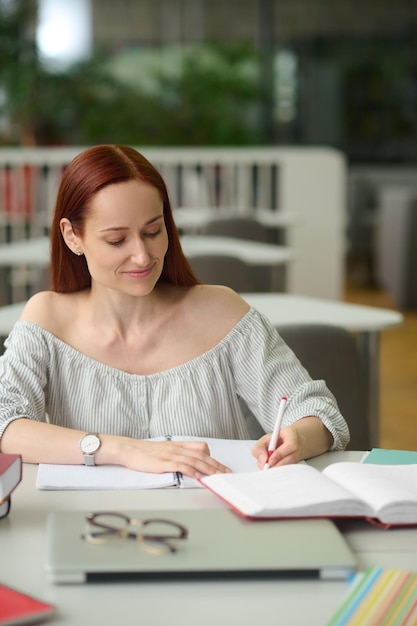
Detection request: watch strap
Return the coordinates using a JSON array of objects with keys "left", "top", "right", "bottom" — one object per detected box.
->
[{"left": 83, "top": 453, "right": 96, "bottom": 467}]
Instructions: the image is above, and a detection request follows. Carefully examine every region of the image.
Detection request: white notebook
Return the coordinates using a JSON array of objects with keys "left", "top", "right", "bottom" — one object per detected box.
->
[{"left": 36, "top": 437, "right": 259, "bottom": 491}]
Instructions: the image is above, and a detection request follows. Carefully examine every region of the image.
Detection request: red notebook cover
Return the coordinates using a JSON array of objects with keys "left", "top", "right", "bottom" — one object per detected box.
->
[
  {"left": 0, "top": 453, "right": 20, "bottom": 474},
  {"left": 0, "top": 584, "right": 55, "bottom": 625},
  {"left": 0, "top": 454, "right": 22, "bottom": 503}
]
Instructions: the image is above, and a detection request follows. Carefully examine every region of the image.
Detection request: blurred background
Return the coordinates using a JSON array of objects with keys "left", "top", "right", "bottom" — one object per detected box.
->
[
  {"left": 0, "top": 0, "right": 416, "bottom": 448},
  {"left": 1, "top": 0, "right": 417, "bottom": 158}
]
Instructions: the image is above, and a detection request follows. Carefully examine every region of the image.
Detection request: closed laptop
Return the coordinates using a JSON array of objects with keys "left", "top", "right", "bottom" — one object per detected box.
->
[{"left": 45, "top": 508, "right": 356, "bottom": 584}]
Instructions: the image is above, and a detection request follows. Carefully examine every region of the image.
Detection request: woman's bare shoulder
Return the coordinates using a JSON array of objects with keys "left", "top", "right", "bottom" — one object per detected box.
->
[
  {"left": 19, "top": 291, "right": 80, "bottom": 334},
  {"left": 185, "top": 284, "right": 250, "bottom": 326}
]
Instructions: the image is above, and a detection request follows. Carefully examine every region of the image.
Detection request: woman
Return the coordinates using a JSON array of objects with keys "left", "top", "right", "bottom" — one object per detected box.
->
[{"left": 0, "top": 145, "right": 349, "bottom": 478}]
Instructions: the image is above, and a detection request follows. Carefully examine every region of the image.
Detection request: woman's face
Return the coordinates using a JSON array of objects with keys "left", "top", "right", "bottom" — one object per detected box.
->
[{"left": 76, "top": 179, "right": 169, "bottom": 297}]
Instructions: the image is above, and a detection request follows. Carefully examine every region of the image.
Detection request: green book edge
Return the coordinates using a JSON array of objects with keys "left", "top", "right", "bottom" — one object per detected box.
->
[{"left": 363, "top": 448, "right": 417, "bottom": 465}]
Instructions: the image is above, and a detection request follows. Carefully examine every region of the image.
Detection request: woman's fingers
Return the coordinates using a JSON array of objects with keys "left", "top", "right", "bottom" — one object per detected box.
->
[
  {"left": 165, "top": 441, "right": 232, "bottom": 476},
  {"left": 131, "top": 440, "right": 231, "bottom": 477}
]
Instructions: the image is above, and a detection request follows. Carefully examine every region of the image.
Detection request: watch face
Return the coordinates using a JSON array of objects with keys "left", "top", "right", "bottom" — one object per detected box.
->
[{"left": 81, "top": 434, "right": 100, "bottom": 454}]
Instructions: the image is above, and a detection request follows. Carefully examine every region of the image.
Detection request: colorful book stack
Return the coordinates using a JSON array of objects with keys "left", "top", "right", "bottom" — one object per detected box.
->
[{"left": 327, "top": 567, "right": 417, "bottom": 626}]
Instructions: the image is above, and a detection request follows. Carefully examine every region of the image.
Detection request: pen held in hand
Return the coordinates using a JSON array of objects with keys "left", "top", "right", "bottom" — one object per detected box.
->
[{"left": 264, "top": 396, "right": 287, "bottom": 470}]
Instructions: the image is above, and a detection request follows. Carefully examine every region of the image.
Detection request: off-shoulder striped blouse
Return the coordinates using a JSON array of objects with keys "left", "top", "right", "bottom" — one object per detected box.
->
[{"left": 0, "top": 308, "right": 349, "bottom": 449}]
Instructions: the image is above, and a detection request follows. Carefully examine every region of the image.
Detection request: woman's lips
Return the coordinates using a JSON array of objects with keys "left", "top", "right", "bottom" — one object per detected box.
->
[{"left": 123, "top": 266, "right": 154, "bottom": 278}]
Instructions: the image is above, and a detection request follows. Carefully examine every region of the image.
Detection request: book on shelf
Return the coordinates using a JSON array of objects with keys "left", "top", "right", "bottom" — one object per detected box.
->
[
  {"left": 326, "top": 567, "right": 417, "bottom": 626},
  {"left": 199, "top": 461, "right": 417, "bottom": 527},
  {"left": 0, "top": 583, "right": 55, "bottom": 625},
  {"left": 0, "top": 453, "right": 22, "bottom": 520},
  {"left": 36, "top": 437, "right": 258, "bottom": 491}
]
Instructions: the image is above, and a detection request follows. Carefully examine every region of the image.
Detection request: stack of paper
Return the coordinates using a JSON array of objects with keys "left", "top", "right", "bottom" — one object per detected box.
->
[{"left": 327, "top": 567, "right": 417, "bottom": 625}]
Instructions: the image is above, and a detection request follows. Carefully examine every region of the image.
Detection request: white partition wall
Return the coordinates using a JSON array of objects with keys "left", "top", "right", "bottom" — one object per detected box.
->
[
  {"left": 0, "top": 146, "right": 347, "bottom": 300},
  {"left": 272, "top": 148, "right": 346, "bottom": 299}
]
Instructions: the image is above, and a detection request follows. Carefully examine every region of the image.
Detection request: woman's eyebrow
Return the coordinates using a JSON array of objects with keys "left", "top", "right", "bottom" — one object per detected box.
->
[
  {"left": 145, "top": 214, "right": 164, "bottom": 225},
  {"left": 99, "top": 214, "right": 164, "bottom": 233}
]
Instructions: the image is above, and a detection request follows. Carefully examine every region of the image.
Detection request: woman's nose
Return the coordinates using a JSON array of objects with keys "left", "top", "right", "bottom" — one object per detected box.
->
[{"left": 130, "top": 239, "right": 151, "bottom": 265}]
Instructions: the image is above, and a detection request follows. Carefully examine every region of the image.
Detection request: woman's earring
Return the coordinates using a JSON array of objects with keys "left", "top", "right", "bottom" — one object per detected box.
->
[{"left": 75, "top": 251, "right": 82, "bottom": 256}]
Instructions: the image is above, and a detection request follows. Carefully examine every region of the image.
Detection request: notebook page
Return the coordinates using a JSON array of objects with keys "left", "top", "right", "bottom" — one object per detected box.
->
[
  {"left": 201, "top": 464, "right": 371, "bottom": 518},
  {"left": 205, "top": 438, "right": 258, "bottom": 471},
  {"left": 36, "top": 464, "right": 178, "bottom": 490},
  {"left": 147, "top": 435, "right": 258, "bottom": 469},
  {"left": 177, "top": 438, "right": 259, "bottom": 488},
  {"left": 323, "top": 462, "right": 417, "bottom": 524}
]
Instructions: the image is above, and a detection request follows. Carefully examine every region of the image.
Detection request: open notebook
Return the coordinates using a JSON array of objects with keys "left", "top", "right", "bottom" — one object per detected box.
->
[
  {"left": 36, "top": 437, "right": 259, "bottom": 490},
  {"left": 45, "top": 508, "right": 356, "bottom": 584},
  {"left": 199, "top": 461, "right": 417, "bottom": 527}
]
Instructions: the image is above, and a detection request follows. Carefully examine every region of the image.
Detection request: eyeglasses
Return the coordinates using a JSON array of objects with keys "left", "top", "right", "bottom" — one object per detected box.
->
[{"left": 82, "top": 511, "right": 188, "bottom": 555}]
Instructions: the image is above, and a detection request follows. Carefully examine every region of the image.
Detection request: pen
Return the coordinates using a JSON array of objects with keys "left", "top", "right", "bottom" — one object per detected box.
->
[{"left": 264, "top": 396, "right": 287, "bottom": 470}]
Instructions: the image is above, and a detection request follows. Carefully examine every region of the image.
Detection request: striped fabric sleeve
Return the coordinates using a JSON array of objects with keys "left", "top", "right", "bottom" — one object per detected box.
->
[{"left": 227, "top": 309, "right": 350, "bottom": 450}]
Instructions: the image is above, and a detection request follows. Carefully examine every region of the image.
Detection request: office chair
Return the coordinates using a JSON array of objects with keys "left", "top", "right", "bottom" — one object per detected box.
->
[
  {"left": 200, "top": 217, "right": 272, "bottom": 243},
  {"left": 188, "top": 254, "right": 268, "bottom": 292},
  {"left": 278, "top": 324, "right": 369, "bottom": 450},
  {"left": 241, "top": 324, "right": 370, "bottom": 450},
  {"left": 375, "top": 189, "right": 417, "bottom": 309}
]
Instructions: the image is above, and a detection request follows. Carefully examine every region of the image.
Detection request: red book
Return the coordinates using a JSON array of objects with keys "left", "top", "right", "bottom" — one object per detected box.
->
[
  {"left": 0, "top": 454, "right": 22, "bottom": 519},
  {"left": 0, "top": 584, "right": 55, "bottom": 625}
]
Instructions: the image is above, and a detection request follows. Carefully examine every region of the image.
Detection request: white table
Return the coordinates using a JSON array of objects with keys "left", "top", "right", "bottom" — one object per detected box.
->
[
  {"left": 173, "top": 206, "right": 299, "bottom": 233},
  {"left": 181, "top": 235, "right": 293, "bottom": 265},
  {"left": 2, "top": 451, "right": 417, "bottom": 626},
  {"left": 241, "top": 292, "right": 402, "bottom": 332},
  {"left": 0, "top": 293, "right": 403, "bottom": 447},
  {"left": 0, "top": 235, "right": 293, "bottom": 293},
  {"left": 0, "top": 236, "right": 293, "bottom": 267},
  {"left": 0, "top": 237, "right": 51, "bottom": 267},
  {"left": 181, "top": 234, "right": 293, "bottom": 290},
  {"left": 0, "top": 292, "right": 401, "bottom": 339}
]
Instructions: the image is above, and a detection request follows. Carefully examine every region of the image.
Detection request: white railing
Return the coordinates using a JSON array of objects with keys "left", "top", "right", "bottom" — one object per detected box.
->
[{"left": 0, "top": 146, "right": 347, "bottom": 300}]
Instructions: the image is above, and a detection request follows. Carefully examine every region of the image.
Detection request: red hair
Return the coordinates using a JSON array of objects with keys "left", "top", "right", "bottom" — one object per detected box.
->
[{"left": 50, "top": 145, "right": 200, "bottom": 292}]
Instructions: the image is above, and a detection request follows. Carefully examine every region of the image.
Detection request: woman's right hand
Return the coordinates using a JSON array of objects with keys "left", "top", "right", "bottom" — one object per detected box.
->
[
  {"left": 102, "top": 436, "right": 232, "bottom": 479},
  {"left": 1, "top": 420, "right": 231, "bottom": 478}
]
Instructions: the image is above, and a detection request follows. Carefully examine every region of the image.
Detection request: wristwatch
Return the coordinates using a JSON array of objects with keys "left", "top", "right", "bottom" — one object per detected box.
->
[{"left": 79, "top": 433, "right": 101, "bottom": 466}]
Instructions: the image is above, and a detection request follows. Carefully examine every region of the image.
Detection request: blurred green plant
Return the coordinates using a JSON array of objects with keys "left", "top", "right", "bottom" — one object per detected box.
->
[
  {"left": 0, "top": 0, "right": 266, "bottom": 146},
  {"left": 109, "top": 41, "right": 265, "bottom": 146},
  {"left": 0, "top": 0, "right": 40, "bottom": 144}
]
